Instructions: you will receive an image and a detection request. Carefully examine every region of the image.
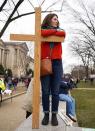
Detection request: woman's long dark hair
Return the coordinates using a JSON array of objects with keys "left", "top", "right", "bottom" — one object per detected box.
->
[{"left": 41, "top": 13, "right": 59, "bottom": 28}]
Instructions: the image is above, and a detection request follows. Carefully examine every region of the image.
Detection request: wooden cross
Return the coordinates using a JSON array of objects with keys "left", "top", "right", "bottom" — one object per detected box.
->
[{"left": 10, "top": 7, "right": 64, "bottom": 129}]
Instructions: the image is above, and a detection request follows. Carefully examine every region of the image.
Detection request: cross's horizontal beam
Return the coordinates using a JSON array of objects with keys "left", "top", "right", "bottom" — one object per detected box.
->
[
  {"left": 10, "top": 34, "right": 35, "bottom": 41},
  {"left": 10, "top": 34, "right": 64, "bottom": 42}
]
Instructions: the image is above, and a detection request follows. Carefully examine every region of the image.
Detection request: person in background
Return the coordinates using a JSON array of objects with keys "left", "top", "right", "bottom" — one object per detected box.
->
[
  {"left": 0, "top": 78, "right": 5, "bottom": 104},
  {"left": 59, "top": 80, "right": 77, "bottom": 122},
  {"left": 22, "top": 79, "right": 33, "bottom": 118},
  {"left": 40, "top": 13, "right": 66, "bottom": 126},
  {"left": 24, "top": 77, "right": 31, "bottom": 89},
  {"left": 12, "top": 77, "right": 18, "bottom": 91},
  {"left": 0, "top": 78, "right": 6, "bottom": 92}
]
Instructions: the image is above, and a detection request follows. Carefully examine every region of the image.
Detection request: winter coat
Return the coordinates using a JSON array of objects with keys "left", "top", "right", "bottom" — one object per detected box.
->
[
  {"left": 0, "top": 79, "right": 6, "bottom": 91},
  {"left": 41, "top": 28, "right": 66, "bottom": 60},
  {"left": 22, "top": 79, "right": 33, "bottom": 113}
]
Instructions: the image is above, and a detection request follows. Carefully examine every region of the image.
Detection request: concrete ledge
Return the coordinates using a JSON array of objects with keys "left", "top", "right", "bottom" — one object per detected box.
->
[
  {"left": 16, "top": 102, "right": 67, "bottom": 131},
  {"left": 15, "top": 114, "right": 66, "bottom": 131},
  {"left": 16, "top": 102, "right": 79, "bottom": 131}
]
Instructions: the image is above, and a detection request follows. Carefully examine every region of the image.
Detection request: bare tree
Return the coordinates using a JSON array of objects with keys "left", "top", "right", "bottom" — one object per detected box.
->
[
  {"left": 0, "top": 0, "right": 64, "bottom": 38},
  {"left": 70, "top": 35, "right": 94, "bottom": 78},
  {"left": 65, "top": 0, "right": 95, "bottom": 76}
]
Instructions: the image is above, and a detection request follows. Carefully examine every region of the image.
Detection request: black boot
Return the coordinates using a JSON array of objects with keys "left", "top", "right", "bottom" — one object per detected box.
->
[
  {"left": 42, "top": 113, "right": 49, "bottom": 125},
  {"left": 51, "top": 113, "right": 58, "bottom": 126}
]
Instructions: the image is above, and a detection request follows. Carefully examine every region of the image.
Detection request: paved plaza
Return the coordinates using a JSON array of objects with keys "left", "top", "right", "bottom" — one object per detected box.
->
[{"left": 0, "top": 94, "right": 26, "bottom": 131}]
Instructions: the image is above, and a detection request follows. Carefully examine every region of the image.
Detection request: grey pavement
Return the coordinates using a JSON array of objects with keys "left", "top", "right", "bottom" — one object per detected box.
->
[{"left": 0, "top": 94, "right": 26, "bottom": 131}]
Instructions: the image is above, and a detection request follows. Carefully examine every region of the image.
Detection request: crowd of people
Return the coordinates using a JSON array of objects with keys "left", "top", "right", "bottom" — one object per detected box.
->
[{"left": 0, "top": 75, "right": 31, "bottom": 94}]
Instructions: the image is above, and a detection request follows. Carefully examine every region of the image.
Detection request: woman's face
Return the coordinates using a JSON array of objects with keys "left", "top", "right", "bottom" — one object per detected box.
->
[{"left": 50, "top": 15, "right": 58, "bottom": 27}]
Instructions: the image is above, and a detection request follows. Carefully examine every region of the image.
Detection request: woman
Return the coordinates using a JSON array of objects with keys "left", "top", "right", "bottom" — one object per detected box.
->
[{"left": 41, "top": 13, "right": 66, "bottom": 126}]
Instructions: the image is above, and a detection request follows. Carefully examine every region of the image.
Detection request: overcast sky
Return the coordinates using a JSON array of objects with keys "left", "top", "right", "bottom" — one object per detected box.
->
[{"left": 1, "top": 0, "right": 95, "bottom": 73}]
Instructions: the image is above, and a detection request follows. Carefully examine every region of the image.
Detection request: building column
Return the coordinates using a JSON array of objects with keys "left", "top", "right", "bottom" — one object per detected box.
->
[
  {"left": 6, "top": 51, "right": 9, "bottom": 68},
  {"left": 0, "top": 49, "right": 1, "bottom": 64},
  {"left": 17, "top": 48, "right": 19, "bottom": 67},
  {"left": 2, "top": 49, "right": 4, "bottom": 66}
]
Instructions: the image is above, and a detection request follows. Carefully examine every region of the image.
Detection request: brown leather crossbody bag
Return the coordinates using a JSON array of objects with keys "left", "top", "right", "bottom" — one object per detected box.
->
[{"left": 40, "top": 48, "right": 52, "bottom": 76}]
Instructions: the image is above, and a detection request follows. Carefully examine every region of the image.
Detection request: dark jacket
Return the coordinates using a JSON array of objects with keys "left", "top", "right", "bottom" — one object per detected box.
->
[{"left": 59, "top": 81, "right": 73, "bottom": 94}]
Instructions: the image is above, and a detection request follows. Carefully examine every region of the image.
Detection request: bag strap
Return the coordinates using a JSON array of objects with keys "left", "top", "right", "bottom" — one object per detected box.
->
[{"left": 49, "top": 43, "right": 53, "bottom": 58}]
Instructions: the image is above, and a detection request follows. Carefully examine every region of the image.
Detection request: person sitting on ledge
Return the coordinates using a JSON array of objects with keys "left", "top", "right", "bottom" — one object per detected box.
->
[{"left": 59, "top": 79, "right": 77, "bottom": 122}]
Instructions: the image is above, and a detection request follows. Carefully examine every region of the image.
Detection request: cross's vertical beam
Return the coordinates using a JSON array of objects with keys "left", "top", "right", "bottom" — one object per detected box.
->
[{"left": 32, "top": 7, "right": 41, "bottom": 129}]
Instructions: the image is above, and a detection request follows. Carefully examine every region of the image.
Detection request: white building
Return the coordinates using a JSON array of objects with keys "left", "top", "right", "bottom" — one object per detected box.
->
[{"left": 0, "top": 39, "right": 34, "bottom": 77}]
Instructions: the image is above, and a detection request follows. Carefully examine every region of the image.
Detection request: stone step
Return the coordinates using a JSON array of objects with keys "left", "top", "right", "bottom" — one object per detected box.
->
[
  {"left": 15, "top": 114, "right": 66, "bottom": 131},
  {"left": 15, "top": 102, "right": 73, "bottom": 131},
  {"left": 15, "top": 101, "right": 95, "bottom": 131}
]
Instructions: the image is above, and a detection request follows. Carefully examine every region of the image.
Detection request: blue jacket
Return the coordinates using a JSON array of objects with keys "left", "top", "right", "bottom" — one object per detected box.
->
[{"left": 59, "top": 81, "right": 73, "bottom": 94}]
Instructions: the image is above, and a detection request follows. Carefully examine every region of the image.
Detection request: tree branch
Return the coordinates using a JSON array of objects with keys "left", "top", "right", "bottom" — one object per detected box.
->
[
  {"left": 0, "top": 0, "right": 65, "bottom": 37},
  {"left": 27, "top": 0, "right": 35, "bottom": 10},
  {"left": 0, "top": 0, "right": 8, "bottom": 12},
  {"left": 40, "top": 0, "right": 46, "bottom": 6},
  {"left": 0, "top": 0, "right": 24, "bottom": 37},
  {"left": 11, "top": 0, "right": 19, "bottom": 15}
]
